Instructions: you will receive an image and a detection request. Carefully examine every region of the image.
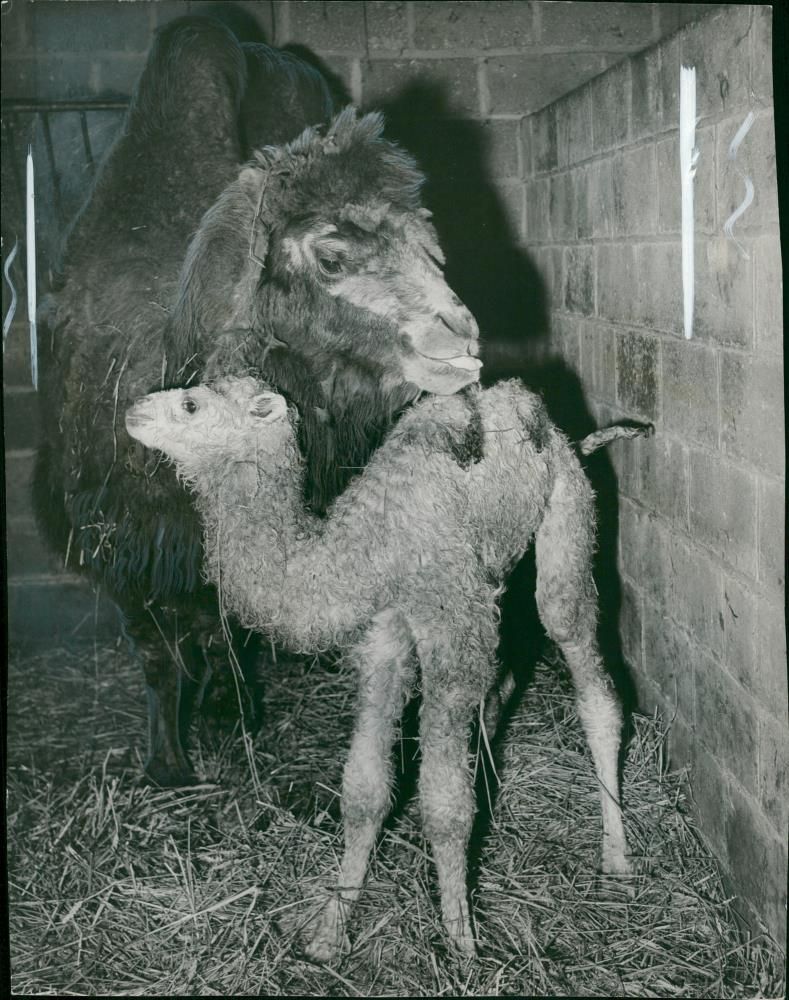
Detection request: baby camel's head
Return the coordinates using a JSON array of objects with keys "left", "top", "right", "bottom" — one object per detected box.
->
[{"left": 125, "top": 377, "right": 292, "bottom": 474}]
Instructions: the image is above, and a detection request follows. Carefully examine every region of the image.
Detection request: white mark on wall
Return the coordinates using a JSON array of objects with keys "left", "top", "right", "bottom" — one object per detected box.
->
[
  {"left": 723, "top": 111, "right": 756, "bottom": 260},
  {"left": 2, "top": 237, "right": 19, "bottom": 347},
  {"left": 679, "top": 65, "right": 700, "bottom": 341},
  {"left": 26, "top": 145, "right": 38, "bottom": 389}
]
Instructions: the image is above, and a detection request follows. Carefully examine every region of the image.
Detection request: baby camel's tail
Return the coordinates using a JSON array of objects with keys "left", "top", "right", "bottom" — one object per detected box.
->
[{"left": 577, "top": 422, "right": 652, "bottom": 456}]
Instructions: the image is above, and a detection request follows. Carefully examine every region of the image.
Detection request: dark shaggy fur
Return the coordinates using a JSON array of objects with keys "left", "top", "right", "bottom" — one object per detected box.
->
[{"left": 33, "top": 17, "right": 335, "bottom": 786}]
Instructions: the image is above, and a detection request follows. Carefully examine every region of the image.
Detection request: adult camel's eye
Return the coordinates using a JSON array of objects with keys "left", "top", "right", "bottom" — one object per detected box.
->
[
  {"left": 317, "top": 254, "right": 343, "bottom": 277},
  {"left": 182, "top": 397, "right": 198, "bottom": 414}
]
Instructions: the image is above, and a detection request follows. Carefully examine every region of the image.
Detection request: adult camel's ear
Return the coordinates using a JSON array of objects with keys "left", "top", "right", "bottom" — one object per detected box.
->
[{"left": 239, "top": 165, "right": 270, "bottom": 266}]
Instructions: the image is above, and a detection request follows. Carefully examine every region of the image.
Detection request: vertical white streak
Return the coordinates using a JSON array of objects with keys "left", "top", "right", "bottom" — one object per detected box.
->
[
  {"left": 723, "top": 111, "right": 756, "bottom": 259},
  {"left": 679, "top": 66, "right": 698, "bottom": 341},
  {"left": 2, "top": 238, "right": 19, "bottom": 346},
  {"left": 26, "top": 145, "right": 38, "bottom": 388}
]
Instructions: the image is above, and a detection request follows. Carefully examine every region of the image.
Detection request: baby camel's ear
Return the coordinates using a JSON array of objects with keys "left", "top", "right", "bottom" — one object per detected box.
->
[{"left": 249, "top": 393, "right": 287, "bottom": 423}]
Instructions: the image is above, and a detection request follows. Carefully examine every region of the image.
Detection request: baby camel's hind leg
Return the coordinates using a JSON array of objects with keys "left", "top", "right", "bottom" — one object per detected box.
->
[
  {"left": 534, "top": 460, "right": 631, "bottom": 875},
  {"left": 304, "top": 609, "right": 415, "bottom": 963}
]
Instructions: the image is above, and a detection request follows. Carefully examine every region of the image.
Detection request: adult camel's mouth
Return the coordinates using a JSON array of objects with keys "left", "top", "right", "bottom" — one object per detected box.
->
[{"left": 416, "top": 351, "right": 483, "bottom": 373}]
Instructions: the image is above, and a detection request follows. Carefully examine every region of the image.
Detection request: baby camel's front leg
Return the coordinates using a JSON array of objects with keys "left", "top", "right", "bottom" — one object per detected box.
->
[
  {"left": 304, "top": 609, "right": 415, "bottom": 963},
  {"left": 416, "top": 624, "right": 497, "bottom": 958}
]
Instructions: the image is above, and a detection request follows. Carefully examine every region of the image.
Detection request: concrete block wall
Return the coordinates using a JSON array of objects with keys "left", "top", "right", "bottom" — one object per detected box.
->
[{"left": 523, "top": 5, "right": 786, "bottom": 943}]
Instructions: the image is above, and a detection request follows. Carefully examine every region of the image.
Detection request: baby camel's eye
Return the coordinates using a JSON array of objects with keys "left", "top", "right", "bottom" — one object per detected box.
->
[{"left": 182, "top": 397, "right": 198, "bottom": 415}]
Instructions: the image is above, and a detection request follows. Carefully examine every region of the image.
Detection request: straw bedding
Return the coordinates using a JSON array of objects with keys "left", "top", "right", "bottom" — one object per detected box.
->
[{"left": 7, "top": 641, "right": 785, "bottom": 997}]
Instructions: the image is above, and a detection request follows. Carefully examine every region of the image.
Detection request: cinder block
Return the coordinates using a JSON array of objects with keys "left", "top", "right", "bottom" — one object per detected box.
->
[
  {"left": 680, "top": 5, "right": 751, "bottom": 120},
  {"left": 413, "top": 1, "right": 534, "bottom": 50},
  {"left": 754, "top": 235, "right": 783, "bottom": 358},
  {"left": 638, "top": 433, "right": 689, "bottom": 528},
  {"left": 596, "top": 243, "right": 640, "bottom": 325},
  {"left": 720, "top": 351, "right": 785, "bottom": 477},
  {"left": 630, "top": 44, "right": 661, "bottom": 142},
  {"left": 618, "top": 501, "right": 668, "bottom": 606},
  {"left": 530, "top": 106, "right": 557, "bottom": 174},
  {"left": 663, "top": 535, "right": 724, "bottom": 658},
  {"left": 759, "top": 710, "right": 789, "bottom": 835},
  {"left": 688, "top": 747, "right": 730, "bottom": 862},
  {"left": 755, "top": 599, "right": 788, "bottom": 717},
  {"left": 0, "top": 54, "right": 36, "bottom": 100},
  {"left": 520, "top": 117, "right": 533, "bottom": 179},
  {"left": 642, "top": 602, "right": 696, "bottom": 721},
  {"left": 689, "top": 451, "right": 758, "bottom": 576},
  {"left": 557, "top": 88, "right": 592, "bottom": 167},
  {"left": 716, "top": 111, "right": 779, "bottom": 234},
  {"left": 587, "top": 158, "right": 614, "bottom": 238},
  {"left": 758, "top": 476, "right": 785, "bottom": 595},
  {"left": 662, "top": 340, "right": 718, "bottom": 448},
  {"left": 28, "top": 0, "right": 153, "bottom": 54},
  {"left": 695, "top": 660, "right": 759, "bottom": 789},
  {"left": 320, "top": 56, "right": 357, "bottom": 104},
  {"left": 719, "top": 573, "right": 758, "bottom": 699},
  {"left": 619, "top": 577, "right": 643, "bottom": 673},
  {"left": 539, "top": 2, "right": 656, "bottom": 50},
  {"left": 487, "top": 53, "right": 605, "bottom": 116},
  {"left": 579, "top": 320, "right": 616, "bottom": 404},
  {"left": 615, "top": 329, "right": 660, "bottom": 422},
  {"left": 525, "top": 178, "right": 551, "bottom": 242},
  {"left": 657, "top": 34, "right": 680, "bottom": 132},
  {"left": 495, "top": 181, "right": 524, "bottom": 239},
  {"left": 667, "top": 712, "right": 694, "bottom": 772},
  {"left": 725, "top": 782, "right": 788, "bottom": 945},
  {"left": 660, "top": 4, "right": 723, "bottom": 34},
  {"left": 362, "top": 59, "right": 479, "bottom": 116},
  {"left": 531, "top": 245, "right": 563, "bottom": 311},
  {"left": 480, "top": 120, "right": 521, "bottom": 179},
  {"left": 590, "top": 59, "right": 630, "bottom": 152},
  {"left": 612, "top": 143, "right": 657, "bottom": 237},
  {"left": 751, "top": 6, "right": 774, "bottom": 104},
  {"left": 548, "top": 171, "right": 575, "bottom": 242},
  {"left": 637, "top": 242, "right": 684, "bottom": 337},
  {"left": 656, "top": 126, "right": 716, "bottom": 235},
  {"left": 563, "top": 245, "right": 594, "bottom": 316},
  {"left": 287, "top": 0, "right": 366, "bottom": 51},
  {"left": 363, "top": 2, "right": 410, "bottom": 53},
  {"left": 574, "top": 167, "right": 591, "bottom": 240},
  {"left": 688, "top": 247, "right": 743, "bottom": 354},
  {"left": 551, "top": 313, "right": 581, "bottom": 374}
]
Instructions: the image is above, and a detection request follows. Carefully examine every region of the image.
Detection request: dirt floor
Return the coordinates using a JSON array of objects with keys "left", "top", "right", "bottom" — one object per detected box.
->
[{"left": 6, "top": 639, "right": 786, "bottom": 997}]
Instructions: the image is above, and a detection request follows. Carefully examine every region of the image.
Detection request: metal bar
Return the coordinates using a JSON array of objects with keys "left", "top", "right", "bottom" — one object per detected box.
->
[
  {"left": 1, "top": 99, "right": 129, "bottom": 113},
  {"left": 79, "top": 110, "right": 95, "bottom": 174},
  {"left": 40, "top": 110, "right": 64, "bottom": 226}
]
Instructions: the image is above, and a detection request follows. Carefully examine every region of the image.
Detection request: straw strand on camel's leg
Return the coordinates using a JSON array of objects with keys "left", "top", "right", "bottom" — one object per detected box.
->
[
  {"left": 534, "top": 457, "right": 630, "bottom": 876},
  {"left": 304, "top": 610, "right": 415, "bottom": 962}
]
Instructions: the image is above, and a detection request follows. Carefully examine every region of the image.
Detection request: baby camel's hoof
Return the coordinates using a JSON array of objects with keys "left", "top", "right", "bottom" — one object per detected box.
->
[
  {"left": 602, "top": 851, "right": 633, "bottom": 877},
  {"left": 303, "top": 927, "right": 351, "bottom": 964},
  {"left": 452, "top": 932, "right": 478, "bottom": 960}
]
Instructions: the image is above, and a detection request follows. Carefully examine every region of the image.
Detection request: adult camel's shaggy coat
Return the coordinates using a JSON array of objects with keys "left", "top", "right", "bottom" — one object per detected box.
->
[{"left": 33, "top": 16, "right": 480, "bottom": 786}]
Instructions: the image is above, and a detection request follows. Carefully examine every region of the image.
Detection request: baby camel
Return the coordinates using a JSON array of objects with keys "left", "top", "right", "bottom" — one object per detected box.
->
[{"left": 126, "top": 376, "right": 646, "bottom": 960}]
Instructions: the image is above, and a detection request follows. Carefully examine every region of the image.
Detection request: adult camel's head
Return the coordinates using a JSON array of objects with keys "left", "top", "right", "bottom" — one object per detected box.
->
[{"left": 167, "top": 108, "right": 481, "bottom": 399}]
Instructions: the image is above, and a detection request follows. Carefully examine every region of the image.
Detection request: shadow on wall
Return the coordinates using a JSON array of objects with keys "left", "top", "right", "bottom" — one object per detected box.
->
[{"left": 375, "top": 81, "right": 638, "bottom": 718}]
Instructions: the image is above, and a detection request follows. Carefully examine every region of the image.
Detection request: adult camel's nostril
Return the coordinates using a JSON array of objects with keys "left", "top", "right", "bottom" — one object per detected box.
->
[{"left": 438, "top": 307, "right": 480, "bottom": 343}]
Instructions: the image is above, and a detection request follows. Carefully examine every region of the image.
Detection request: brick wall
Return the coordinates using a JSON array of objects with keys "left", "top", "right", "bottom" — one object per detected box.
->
[{"left": 523, "top": 5, "right": 786, "bottom": 942}]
